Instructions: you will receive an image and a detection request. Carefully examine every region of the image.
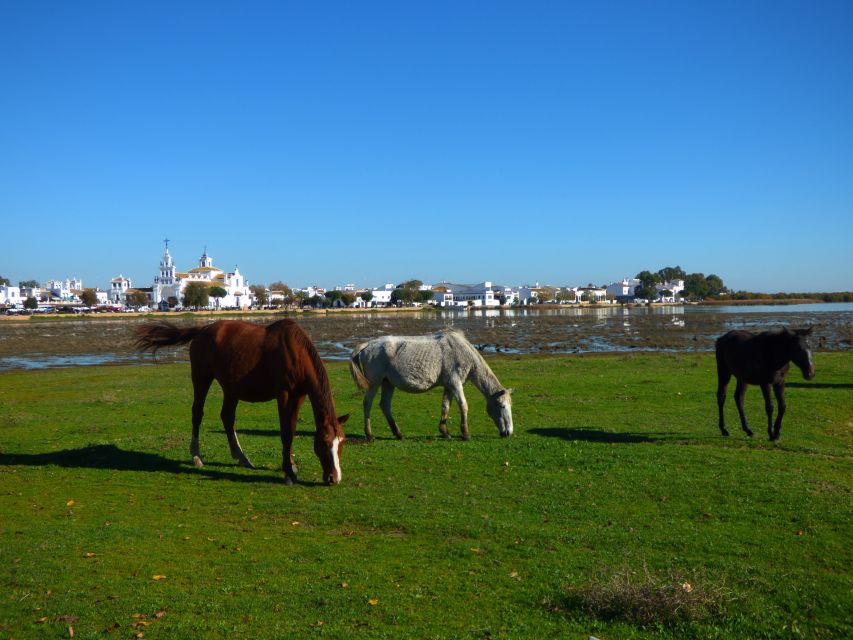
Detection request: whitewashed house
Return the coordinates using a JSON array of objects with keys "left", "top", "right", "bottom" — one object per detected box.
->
[
  {"left": 110, "top": 276, "right": 132, "bottom": 304},
  {"left": 656, "top": 279, "right": 685, "bottom": 302},
  {"left": 1, "top": 284, "right": 22, "bottom": 306},
  {"left": 48, "top": 278, "right": 83, "bottom": 302},
  {"left": 434, "top": 282, "right": 513, "bottom": 307},
  {"left": 606, "top": 278, "right": 640, "bottom": 301}
]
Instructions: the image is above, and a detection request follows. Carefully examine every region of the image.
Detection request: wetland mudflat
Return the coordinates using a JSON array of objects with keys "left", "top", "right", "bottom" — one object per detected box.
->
[{"left": 1, "top": 303, "right": 851, "bottom": 371}]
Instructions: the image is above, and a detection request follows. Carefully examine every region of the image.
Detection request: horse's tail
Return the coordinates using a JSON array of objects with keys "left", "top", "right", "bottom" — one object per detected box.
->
[
  {"left": 349, "top": 342, "right": 371, "bottom": 391},
  {"left": 135, "top": 320, "right": 205, "bottom": 353}
]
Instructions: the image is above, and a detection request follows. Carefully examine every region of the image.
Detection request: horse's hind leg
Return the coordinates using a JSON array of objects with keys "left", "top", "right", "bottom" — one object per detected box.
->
[
  {"left": 734, "top": 380, "right": 753, "bottom": 437},
  {"left": 190, "top": 372, "right": 213, "bottom": 467},
  {"left": 449, "top": 384, "right": 470, "bottom": 440},
  {"left": 221, "top": 395, "right": 255, "bottom": 469},
  {"left": 438, "top": 389, "right": 452, "bottom": 438},
  {"left": 362, "top": 385, "right": 379, "bottom": 442},
  {"left": 379, "top": 379, "right": 404, "bottom": 439},
  {"left": 771, "top": 382, "right": 786, "bottom": 441}
]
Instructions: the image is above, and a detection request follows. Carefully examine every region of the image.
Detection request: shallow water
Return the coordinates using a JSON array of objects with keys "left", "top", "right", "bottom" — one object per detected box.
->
[{"left": 1, "top": 303, "right": 851, "bottom": 371}]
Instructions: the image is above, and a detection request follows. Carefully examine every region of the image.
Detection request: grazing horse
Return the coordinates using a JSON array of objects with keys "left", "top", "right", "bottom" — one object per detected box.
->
[
  {"left": 135, "top": 319, "right": 348, "bottom": 485},
  {"left": 349, "top": 328, "right": 513, "bottom": 441},
  {"left": 715, "top": 327, "right": 815, "bottom": 441}
]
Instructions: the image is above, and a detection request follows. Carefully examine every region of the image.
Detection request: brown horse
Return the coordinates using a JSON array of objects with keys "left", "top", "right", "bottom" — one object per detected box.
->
[
  {"left": 135, "top": 319, "right": 348, "bottom": 484},
  {"left": 715, "top": 326, "right": 815, "bottom": 441}
]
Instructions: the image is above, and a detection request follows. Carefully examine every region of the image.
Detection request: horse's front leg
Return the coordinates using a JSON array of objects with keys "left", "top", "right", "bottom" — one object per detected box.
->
[
  {"left": 734, "top": 380, "right": 753, "bottom": 437},
  {"left": 190, "top": 373, "right": 213, "bottom": 467},
  {"left": 760, "top": 383, "right": 775, "bottom": 441},
  {"left": 771, "top": 382, "right": 786, "bottom": 441},
  {"left": 278, "top": 394, "right": 305, "bottom": 484},
  {"left": 379, "top": 379, "right": 404, "bottom": 439},
  {"left": 221, "top": 395, "right": 255, "bottom": 469},
  {"left": 362, "top": 385, "right": 379, "bottom": 442},
  {"left": 438, "top": 388, "right": 452, "bottom": 439},
  {"left": 716, "top": 369, "right": 731, "bottom": 437},
  {"left": 449, "top": 384, "right": 470, "bottom": 440}
]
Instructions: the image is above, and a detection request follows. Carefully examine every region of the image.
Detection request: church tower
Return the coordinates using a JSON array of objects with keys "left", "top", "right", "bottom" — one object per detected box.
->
[
  {"left": 199, "top": 247, "right": 213, "bottom": 269},
  {"left": 157, "top": 239, "right": 175, "bottom": 285}
]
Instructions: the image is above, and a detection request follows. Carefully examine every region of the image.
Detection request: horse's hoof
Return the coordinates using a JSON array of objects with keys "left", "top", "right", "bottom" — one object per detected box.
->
[
  {"left": 462, "top": 434, "right": 471, "bottom": 441},
  {"left": 720, "top": 430, "right": 729, "bottom": 437},
  {"left": 441, "top": 433, "right": 451, "bottom": 440},
  {"left": 394, "top": 433, "right": 404, "bottom": 440},
  {"left": 284, "top": 475, "right": 297, "bottom": 486},
  {"left": 239, "top": 459, "right": 256, "bottom": 470},
  {"left": 745, "top": 431, "right": 754, "bottom": 438},
  {"left": 192, "top": 455, "right": 204, "bottom": 468}
]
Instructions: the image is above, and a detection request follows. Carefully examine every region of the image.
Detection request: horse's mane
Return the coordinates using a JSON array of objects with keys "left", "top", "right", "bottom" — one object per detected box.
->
[{"left": 274, "top": 320, "right": 337, "bottom": 417}]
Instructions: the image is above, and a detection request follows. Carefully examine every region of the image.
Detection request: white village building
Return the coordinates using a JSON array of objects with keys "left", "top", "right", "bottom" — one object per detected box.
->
[
  {"left": 47, "top": 278, "right": 83, "bottom": 302},
  {"left": 0, "top": 284, "right": 22, "bottom": 306},
  {"left": 152, "top": 243, "right": 253, "bottom": 310},
  {"left": 434, "top": 282, "right": 516, "bottom": 307}
]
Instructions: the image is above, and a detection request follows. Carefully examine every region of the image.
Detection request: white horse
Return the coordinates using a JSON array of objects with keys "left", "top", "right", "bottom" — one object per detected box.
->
[{"left": 349, "top": 329, "right": 513, "bottom": 441}]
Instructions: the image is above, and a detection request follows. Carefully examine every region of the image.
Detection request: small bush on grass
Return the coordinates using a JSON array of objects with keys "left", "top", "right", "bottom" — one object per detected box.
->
[{"left": 564, "top": 565, "right": 733, "bottom": 627}]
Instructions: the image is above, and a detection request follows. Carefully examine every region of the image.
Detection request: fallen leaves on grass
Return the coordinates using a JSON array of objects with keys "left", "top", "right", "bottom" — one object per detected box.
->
[
  {"left": 151, "top": 575, "right": 166, "bottom": 581},
  {"left": 368, "top": 598, "right": 379, "bottom": 606}
]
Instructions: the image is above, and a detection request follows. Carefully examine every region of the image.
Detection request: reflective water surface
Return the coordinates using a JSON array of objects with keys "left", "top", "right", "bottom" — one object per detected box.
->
[{"left": 1, "top": 303, "right": 851, "bottom": 371}]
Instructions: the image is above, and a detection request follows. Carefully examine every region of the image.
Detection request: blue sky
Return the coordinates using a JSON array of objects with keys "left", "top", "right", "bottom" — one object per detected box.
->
[{"left": 2, "top": 0, "right": 851, "bottom": 293}]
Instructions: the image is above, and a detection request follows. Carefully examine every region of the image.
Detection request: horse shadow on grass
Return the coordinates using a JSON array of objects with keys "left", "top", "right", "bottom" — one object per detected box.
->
[
  {"left": 787, "top": 382, "right": 853, "bottom": 389},
  {"left": 527, "top": 426, "right": 707, "bottom": 444},
  {"left": 0, "top": 444, "right": 325, "bottom": 486}
]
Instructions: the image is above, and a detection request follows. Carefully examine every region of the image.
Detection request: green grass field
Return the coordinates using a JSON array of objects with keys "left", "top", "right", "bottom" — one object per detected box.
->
[{"left": 1, "top": 353, "right": 851, "bottom": 639}]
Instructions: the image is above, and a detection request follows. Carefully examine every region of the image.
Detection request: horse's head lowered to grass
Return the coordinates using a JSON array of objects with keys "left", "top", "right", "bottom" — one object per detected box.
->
[{"left": 486, "top": 388, "right": 514, "bottom": 437}]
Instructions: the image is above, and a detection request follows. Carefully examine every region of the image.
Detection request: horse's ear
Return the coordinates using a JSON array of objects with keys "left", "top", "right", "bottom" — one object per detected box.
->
[{"left": 338, "top": 413, "right": 350, "bottom": 425}]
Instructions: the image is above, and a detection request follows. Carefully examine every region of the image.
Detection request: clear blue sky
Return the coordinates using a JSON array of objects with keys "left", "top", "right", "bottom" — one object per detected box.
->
[{"left": 2, "top": 0, "right": 851, "bottom": 293}]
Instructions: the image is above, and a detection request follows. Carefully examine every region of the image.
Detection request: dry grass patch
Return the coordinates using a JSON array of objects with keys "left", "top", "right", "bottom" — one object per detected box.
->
[{"left": 565, "top": 565, "right": 734, "bottom": 627}]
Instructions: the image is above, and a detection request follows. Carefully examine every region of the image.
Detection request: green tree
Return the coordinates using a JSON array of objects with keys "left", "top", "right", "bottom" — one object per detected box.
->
[
  {"left": 0, "top": 275, "right": 10, "bottom": 286},
  {"left": 293, "top": 291, "right": 308, "bottom": 307},
  {"left": 341, "top": 292, "right": 357, "bottom": 306},
  {"left": 167, "top": 296, "right": 179, "bottom": 308},
  {"left": 128, "top": 291, "right": 150, "bottom": 308},
  {"left": 704, "top": 274, "right": 726, "bottom": 297},
  {"left": 391, "top": 288, "right": 415, "bottom": 305},
  {"left": 634, "top": 270, "right": 660, "bottom": 301},
  {"left": 556, "top": 288, "right": 575, "bottom": 303},
  {"left": 24, "top": 296, "right": 38, "bottom": 310},
  {"left": 209, "top": 286, "right": 227, "bottom": 308},
  {"left": 656, "top": 266, "right": 687, "bottom": 282},
  {"left": 19, "top": 280, "right": 38, "bottom": 289},
  {"left": 269, "top": 283, "right": 293, "bottom": 307},
  {"left": 360, "top": 290, "right": 374, "bottom": 304},
  {"left": 249, "top": 285, "right": 268, "bottom": 308},
  {"left": 183, "top": 282, "right": 210, "bottom": 309},
  {"left": 80, "top": 289, "right": 98, "bottom": 307},
  {"left": 418, "top": 289, "right": 435, "bottom": 304}
]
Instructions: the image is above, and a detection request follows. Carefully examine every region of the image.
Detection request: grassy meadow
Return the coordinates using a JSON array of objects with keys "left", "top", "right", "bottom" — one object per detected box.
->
[{"left": 1, "top": 353, "right": 851, "bottom": 639}]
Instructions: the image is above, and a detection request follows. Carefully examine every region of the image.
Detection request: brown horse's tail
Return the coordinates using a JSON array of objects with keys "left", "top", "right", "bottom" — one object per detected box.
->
[
  {"left": 349, "top": 342, "right": 371, "bottom": 391},
  {"left": 135, "top": 320, "right": 205, "bottom": 353}
]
